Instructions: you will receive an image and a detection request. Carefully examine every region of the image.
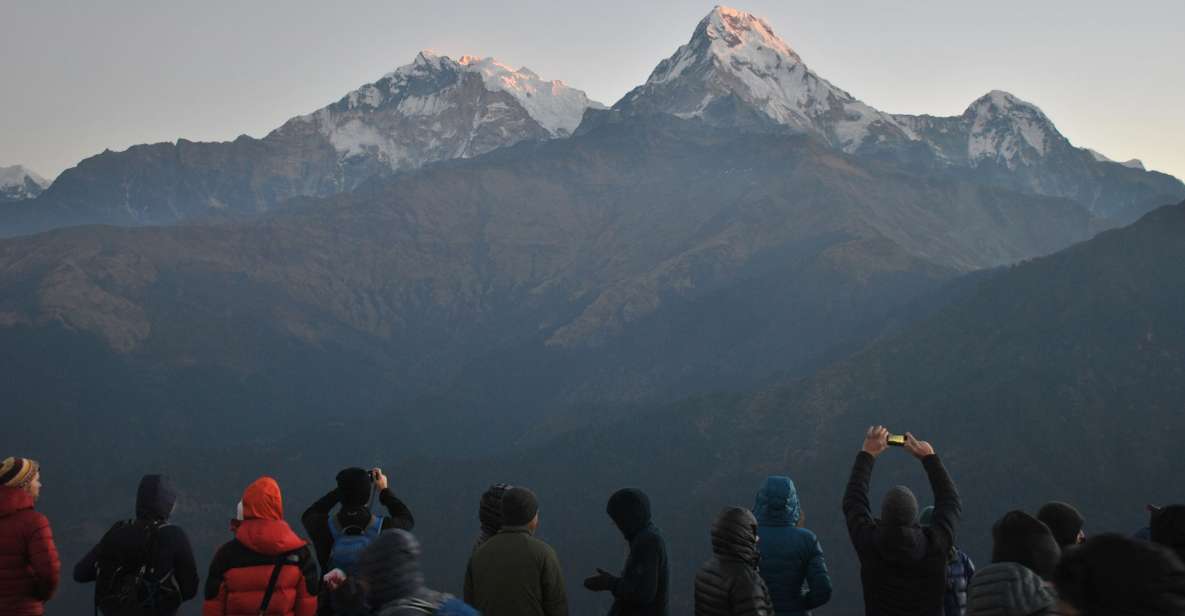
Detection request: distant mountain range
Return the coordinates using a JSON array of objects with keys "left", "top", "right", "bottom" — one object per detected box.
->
[
  {"left": 2, "top": 6, "right": 1180, "bottom": 237},
  {"left": 0, "top": 52, "right": 602, "bottom": 235}
]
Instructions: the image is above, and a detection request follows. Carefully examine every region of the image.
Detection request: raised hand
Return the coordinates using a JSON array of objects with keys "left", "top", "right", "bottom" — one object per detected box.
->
[
  {"left": 371, "top": 467, "right": 389, "bottom": 491},
  {"left": 904, "top": 432, "right": 935, "bottom": 460},
  {"left": 862, "top": 425, "right": 890, "bottom": 457}
]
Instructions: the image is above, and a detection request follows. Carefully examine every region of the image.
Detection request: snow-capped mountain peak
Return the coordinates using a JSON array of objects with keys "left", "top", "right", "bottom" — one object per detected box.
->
[
  {"left": 965, "top": 90, "right": 1064, "bottom": 167},
  {"left": 0, "top": 165, "right": 49, "bottom": 202},
  {"left": 698, "top": 6, "right": 803, "bottom": 65},
  {"left": 276, "top": 51, "right": 603, "bottom": 175},
  {"left": 455, "top": 55, "right": 605, "bottom": 135},
  {"left": 617, "top": 6, "right": 913, "bottom": 152}
]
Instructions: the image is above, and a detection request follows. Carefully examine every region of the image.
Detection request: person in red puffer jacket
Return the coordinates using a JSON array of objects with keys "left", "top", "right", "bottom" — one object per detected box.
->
[
  {"left": 0, "top": 456, "right": 60, "bottom": 616},
  {"left": 204, "top": 476, "right": 319, "bottom": 616}
]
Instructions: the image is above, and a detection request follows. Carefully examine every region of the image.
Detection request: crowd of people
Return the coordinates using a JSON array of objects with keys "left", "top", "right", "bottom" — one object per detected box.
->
[{"left": 3, "top": 427, "right": 1185, "bottom": 615}]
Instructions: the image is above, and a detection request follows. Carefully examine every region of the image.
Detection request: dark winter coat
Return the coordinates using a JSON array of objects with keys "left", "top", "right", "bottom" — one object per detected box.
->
[
  {"left": 965, "top": 562, "right": 1060, "bottom": 616},
  {"left": 943, "top": 548, "right": 975, "bottom": 616},
  {"left": 604, "top": 489, "right": 668, "bottom": 616},
  {"left": 754, "top": 476, "right": 831, "bottom": 616},
  {"left": 842, "top": 452, "right": 961, "bottom": 616},
  {"left": 694, "top": 507, "right": 774, "bottom": 616},
  {"left": 74, "top": 475, "right": 200, "bottom": 615},
  {"left": 358, "top": 530, "right": 477, "bottom": 616},
  {"left": 0, "top": 486, "right": 60, "bottom": 616},
  {"left": 464, "top": 526, "right": 568, "bottom": 616},
  {"left": 203, "top": 478, "right": 319, "bottom": 616},
  {"left": 301, "top": 487, "right": 415, "bottom": 572}
]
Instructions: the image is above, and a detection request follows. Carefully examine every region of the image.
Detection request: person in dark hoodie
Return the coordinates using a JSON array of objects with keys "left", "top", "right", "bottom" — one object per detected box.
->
[
  {"left": 474, "top": 484, "right": 511, "bottom": 550},
  {"left": 356, "top": 530, "right": 477, "bottom": 615},
  {"left": 754, "top": 476, "right": 831, "bottom": 616},
  {"left": 583, "top": 488, "right": 669, "bottom": 616},
  {"left": 0, "top": 457, "right": 59, "bottom": 616},
  {"left": 919, "top": 506, "right": 973, "bottom": 616},
  {"left": 204, "top": 476, "right": 318, "bottom": 616},
  {"left": 693, "top": 506, "right": 773, "bottom": 616},
  {"left": 842, "top": 426, "right": 960, "bottom": 616},
  {"left": 302, "top": 467, "right": 414, "bottom": 615},
  {"left": 1037, "top": 502, "right": 1086, "bottom": 551},
  {"left": 965, "top": 511, "right": 1061, "bottom": 616},
  {"left": 74, "top": 474, "right": 200, "bottom": 615},
  {"left": 1150, "top": 504, "right": 1185, "bottom": 564},
  {"left": 1055, "top": 533, "right": 1185, "bottom": 615}
]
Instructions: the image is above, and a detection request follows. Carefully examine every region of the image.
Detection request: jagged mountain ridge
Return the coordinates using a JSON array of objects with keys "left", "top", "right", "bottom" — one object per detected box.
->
[
  {"left": 0, "top": 52, "right": 601, "bottom": 236},
  {"left": 611, "top": 6, "right": 1184, "bottom": 221}
]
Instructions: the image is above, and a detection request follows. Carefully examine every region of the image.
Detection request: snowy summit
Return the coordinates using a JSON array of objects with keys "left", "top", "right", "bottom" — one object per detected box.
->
[
  {"left": 616, "top": 6, "right": 916, "bottom": 152},
  {"left": 0, "top": 165, "right": 49, "bottom": 202},
  {"left": 274, "top": 51, "right": 603, "bottom": 172}
]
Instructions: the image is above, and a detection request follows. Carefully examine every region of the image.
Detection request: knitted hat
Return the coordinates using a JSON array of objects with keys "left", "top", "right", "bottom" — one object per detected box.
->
[
  {"left": 881, "top": 485, "right": 919, "bottom": 526},
  {"left": 1055, "top": 533, "right": 1185, "bottom": 615},
  {"left": 992, "top": 510, "right": 1061, "bottom": 580},
  {"left": 336, "top": 467, "right": 373, "bottom": 508},
  {"left": 479, "top": 483, "right": 511, "bottom": 537},
  {"left": 1037, "top": 501, "right": 1085, "bottom": 548},
  {"left": 0, "top": 457, "right": 39, "bottom": 488},
  {"left": 501, "top": 486, "right": 539, "bottom": 527}
]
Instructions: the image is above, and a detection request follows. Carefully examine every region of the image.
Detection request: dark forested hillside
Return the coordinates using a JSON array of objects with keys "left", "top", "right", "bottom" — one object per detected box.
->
[{"left": 391, "top": 200, "right": 1185, "bottom": 614}]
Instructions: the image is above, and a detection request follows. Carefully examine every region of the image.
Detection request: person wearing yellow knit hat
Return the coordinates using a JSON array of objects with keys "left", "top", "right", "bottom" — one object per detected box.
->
[{"left": 0, "top": 456, "right": 60, "bottom": 616}]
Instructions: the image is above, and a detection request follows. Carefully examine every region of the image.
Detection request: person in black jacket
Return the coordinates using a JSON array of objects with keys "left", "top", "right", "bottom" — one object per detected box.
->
[
  {"left": 73, "top": 474, "right": 200, "bottom": 616},
  {"left": 694, "top": 506, "right": 773, "bottom": 616},
  {"left": 1055, "top": 533, "right": 1185, "bottom": 615},
  {"left": 302, "top": 467, "right": 414, "bottom": 615},
  {"left": 842, "top": 426, "right": 961, "bottom": 616},
  {"left": 583, "top": 488, "right": 669, "bottom": 616}
]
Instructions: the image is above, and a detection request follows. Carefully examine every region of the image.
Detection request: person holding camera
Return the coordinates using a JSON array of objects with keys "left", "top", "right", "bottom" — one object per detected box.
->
[
  {"left": 301, "top": 467, "right": 415, "bottom": 615},
  {"left": 842, "top": 426, "right": 961, "bottom": 616}
]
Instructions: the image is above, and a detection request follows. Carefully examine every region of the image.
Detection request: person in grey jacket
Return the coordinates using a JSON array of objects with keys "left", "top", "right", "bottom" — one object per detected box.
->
[{"left": 966, "top": 563, "right": 1060, "bottom": 616}]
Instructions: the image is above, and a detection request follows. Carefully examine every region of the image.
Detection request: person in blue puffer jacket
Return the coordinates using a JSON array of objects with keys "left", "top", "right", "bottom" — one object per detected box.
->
[{"left": 754, "top": 476, "right": 831, "bottom": 616}]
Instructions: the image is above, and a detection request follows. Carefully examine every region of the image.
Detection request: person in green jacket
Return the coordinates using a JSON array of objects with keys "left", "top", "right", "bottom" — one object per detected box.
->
[{"left": 464, "top": 486, "right": 568, "bottom": 616}]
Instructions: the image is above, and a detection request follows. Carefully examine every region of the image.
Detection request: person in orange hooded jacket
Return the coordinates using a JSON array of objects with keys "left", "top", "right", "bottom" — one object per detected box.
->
[{"left": 204, "top": 477, "right": 319, "bottom": 616}]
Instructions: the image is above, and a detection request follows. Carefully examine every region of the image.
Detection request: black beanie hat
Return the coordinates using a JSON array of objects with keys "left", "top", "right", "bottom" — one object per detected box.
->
[
  {"left": 1055, "top": 533, "right": 1185, "bottom": 615},
  {"left": 336, "top": 467, "right": 373, "bottom": 508},
  {"left": 1038, "top": 501, "right": 1085, "bottom": 548},
  {"left": 479, "top": 483, "right": 511, "bottom": 537},
  {"left": 992, "top": 510, "right": 1062, "bottom": 580},
  {"left": 357, "top": 529, "right": 425, "bottom": 608},
  {"left": 501, "top": 486, "right": 539, "bottom": 527},
  {"left": 881, "top": 485, "right": 919, "bottom": 526},
  {"left": 1151, "top": 504, "right": 1185, "bottom": 564}
]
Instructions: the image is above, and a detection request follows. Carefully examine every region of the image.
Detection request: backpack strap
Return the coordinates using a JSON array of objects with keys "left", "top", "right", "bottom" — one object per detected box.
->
[
  {"left": 258, "top": 551, "right": 298, "bottom": 615},
  {"left": 365, "top": 514, "right": 384, "bottom": 538}
]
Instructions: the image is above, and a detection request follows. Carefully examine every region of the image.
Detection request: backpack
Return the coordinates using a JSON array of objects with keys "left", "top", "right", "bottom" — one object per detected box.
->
[
  {"left": 326, "top": 513, "right": 385, "bottom": 616},
  {"left": 94, "top": 520, "right": 182, "bottom": 616},
  {"left": 327, "top": 513, "right": 385, "bottom": 575}
]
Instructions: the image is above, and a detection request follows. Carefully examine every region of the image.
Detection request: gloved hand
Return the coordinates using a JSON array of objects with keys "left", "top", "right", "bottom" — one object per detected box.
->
[{"left": 583, "top": 568, "right": 619, "bottom": 592}]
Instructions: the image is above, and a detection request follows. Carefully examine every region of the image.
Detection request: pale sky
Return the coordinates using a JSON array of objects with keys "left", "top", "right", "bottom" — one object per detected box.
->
[{"left": 2, "top": 0, "right": 1183, "bottom": 182}]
